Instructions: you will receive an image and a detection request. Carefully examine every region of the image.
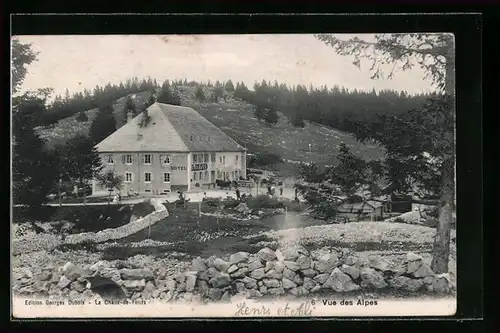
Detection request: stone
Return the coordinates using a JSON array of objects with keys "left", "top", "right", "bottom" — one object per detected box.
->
[
  {"left": 174, "top": 273, "right": 186, "bottom": 283},
  {"left": 407, "top": 252, "right": 423, "bottom": 262},
  {"left": 273, "top": 261, "right": 285, "bottom": 273},
  {"left": 311, "top": 285, "right": 322, "bottom": 293},
  {"left": 210, "top": 273, "right": 231, "bottom": 288},
  {"left": 248, "top": 259, "right": 263, "bottom": 272},
  {"left": 82, "top": 289, "right": 94, "bottom": 298},
  {"left": 142, "top": 281, "right": 155, "bottom": 300},
  {"left": 248, "top": 289, "right": 262, "bottom": 298},
  {"left": 250, "top": 268, "right": 265, "bottom": 280},
  {"left": 282, "top": 267, "right": 296, "bottom": 281},
  {"left": 207, "top": 267, "right": 220, "bottom": 279},
  {"left": 323, "top": 268, "right": 360, "bottom": 292},
  {"left": 229, "top": 252, "right": 250, "bottom": 265},
  {"left": 213, "top": 258, "right": 231, "bottom": 273},
  {"left": 268, "top": 287, "right": 285, "bottom": 296},
  {"left": 221, "top": 290, "right": 231, "bottom": 302},
  {"left": 314, "top": 274, "right": 330, "bottom": 284},
  {"left": 259, "top": 285, "right": 267, "bottom": 294},
  {"left": 89, "top": 261, "right": 105, "bottom": 272},
  {"left": 297, "top": 255, "right": 312, "bottom": 270},
  {"left": 314, "top": 253, "right": 339, "bottom": 273},
  {"left": 197, "top": 280, "right": 210, "bottom": 296},
  {"left": 57, "top": 276, "right": 71, "bottom": 289},
  {"left": 423, "top": 276, "right": 434, "bottom": 285},
  {"left": 275, "top": 249, "right": 285, "bottom": 262},
  {"left": 264, "top": 261, "right": 274, "bottom": 272},
  {"left": 166, "top": 278, "right": 176, "bottom": 291},
  {"left": 237, "top": 262, "right": 248, "bottom": 268},
  {"left": 284, "top": 260, "right": 300, "bottom": 271},
  {"left": 289, "top": 287, "right": 298, "bottom": 296},
  {"left": 360, "top": 268, "right": 388, "bottom": 289},
  {"left": 235, "top": 282, "right": 247, "bottom": 294},
  {"left": 186, "top": 274, "right": 197, "bottom": 292},
  {"left": 301, "top": 269, "right": 317, "bottom": 277},
  {"left": 191, "top": 257, "right": 207, "bottom": 272},
  {"left": 431, "top": 274, "right": 452, "bottom": 293},
  {"left": 63, "top": 263, "right": 82, "bottom": 281},
  {"left": 183, "top": 292, "right": 194, "bottom": 302},
  {"left": 122, "top": 279, "right": 146, "bottom": 292},
  {"left": 120, "top": 269, "right": 154, "bottom": 281},
  {"left": 37, "top": 271, "right": 52, "bottom": 281},
  {"left": 100, "top": 268, "right": 121, "bottom": 282},
  {"left": 236, "top": 203, "right": 250, "bottom": 213},
  {"left": 230, "top": 268, "right": 248, "bottom": 279},
  {"left": 257, "top": 247, "right": 277, "bottom": 262},
  {"left": 227, "top": 265, "right": 239, "bottom": 274},
  {"left": 368, "top": 255, "right": 389, "bottom": 271},
  {"left": 293, "top": 274, "right": 303, "bottom": 286},
  {"left": 282, "top": 278, "right": 297, "bottom": 289},
  {"left": 340, "top": 264, "right": 360, "bottom": 280},
  {"left": 344, "top": 255, "right": 359, "bottom": 266},
  {"left": 152, "top": 290, "right": 160, "bottom": 299},
  {"left": 413, "top": 264, "right": 434, "bottom": 278},
  {"left": 265, "top": 269, "right": 282, "bottom": 279},
  {"left": 281, "top": 247, "right": 300, "bottom": 261},
  {"left": 70, "top": 281, "right": 86, "bottom": 293},
  {"left": 303, "top": 277, "right": 317, "bottom": 291},
  {"left": 262, "top": 279, "right": 281, "bottom": 288},
  {"left": 176, "top": 282, "right": 186, "bottom": 292},
  {"left": 242, "top": 276, "right": 257, "bottom": 289},
  {"left": 69, "top": 290, "right": 80, "bottom": 299},
  {"left": 296, "top": 286, "right": 309, "bottom": 296}
]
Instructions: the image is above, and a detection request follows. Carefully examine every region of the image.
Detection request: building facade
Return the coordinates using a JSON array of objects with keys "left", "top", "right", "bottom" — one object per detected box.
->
[{"left": 92, "top": 103, "right": 246, "bottom": 196}]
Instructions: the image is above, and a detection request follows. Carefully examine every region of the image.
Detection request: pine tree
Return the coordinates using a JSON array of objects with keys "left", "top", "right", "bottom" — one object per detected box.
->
[
  {"left": 263, "top": 107, "right": 279, "bottom": 125},
  {"left": 171, "top": 89, "right": 181, "bottom": 106},
  {"left": 157, "top": 84, "right": 174, "bottom": 104},
  {"left": 225, "top": 80, "right": 235, "bottom": 92},
  {"left": 89, "top": 105, "right": 117, "bottom": 144},
  {"left": 195, "top": 86, "right": 205, "bottom": 102}
]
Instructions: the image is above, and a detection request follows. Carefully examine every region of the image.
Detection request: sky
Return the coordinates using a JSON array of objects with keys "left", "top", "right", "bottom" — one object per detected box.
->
[{"left": 14, "top": 34, "right": 436, "bottom": 98}]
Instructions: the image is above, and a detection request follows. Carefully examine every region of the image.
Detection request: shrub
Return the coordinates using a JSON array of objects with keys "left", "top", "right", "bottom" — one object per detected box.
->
[
  {"left": 222, "top": 198, "right": 240, "bottom": 209},
  {"left": 246, "top": 194, "right": 284, "bottom": 210}
]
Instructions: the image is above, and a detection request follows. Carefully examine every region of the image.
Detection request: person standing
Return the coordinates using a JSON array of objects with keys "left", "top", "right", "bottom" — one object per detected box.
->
[{"left": 235, "top": 187, "right": 241, "bottom": 201}]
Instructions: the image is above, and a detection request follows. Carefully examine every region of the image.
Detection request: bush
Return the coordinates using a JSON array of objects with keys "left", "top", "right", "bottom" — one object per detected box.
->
[
  {"left": 246, "top": 194, "right": 284, "bottom": 210},
  {"left": 222, "top": 199, "right": 240, "bottom": 209}
]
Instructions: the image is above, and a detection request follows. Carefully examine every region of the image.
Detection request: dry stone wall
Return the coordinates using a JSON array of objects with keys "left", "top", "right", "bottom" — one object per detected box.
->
[
  {"left": 13, "top": 246, "right": 454, "bottom": 302},
  {"left": 64, "top": 199, "right": 169, "bottom": 245}
]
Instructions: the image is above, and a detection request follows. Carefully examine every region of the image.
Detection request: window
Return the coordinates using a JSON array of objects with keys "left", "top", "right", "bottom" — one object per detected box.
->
[
  {"left": 160, "top": 154, "right": 170, "bottom": 165},
  {"left": 203, "top": 154, "right": 208, "bottom": 163},
  {"left": 211, "top": 171, "right": 215, "bottom": 181},
  {"left": 145, "top": 189, "right": 151, "bottom": 193},
  {"left": 193, "top": 154, "right": 198, "bottom": 163},
  {"left": 144, "top": 172, "right": 152, "bottom": 183},
  {"left": 125, "top": 172, "right": 133, "bottom": 183},
  {"left": 163, "top": 173, "right": 170, "bottom": 183},
  {"left": 162, "top": 189, "right": 170, "bottom": 193},
  {"left": 194, "top": 172, "right": 197, "bottom": 181},
  {"left": 106, "top": 155, "right": 114, "bottom": 164},
  {"left": 144, "top": 154, "right": 152, "bottom": 165},
  {"left": 223, "top": 156, "right": 226, "bottom": 165},
  {"left": 198, "top": 136, "right": 202, "bottom": 142},
  {"left": 211, "top": 153, "right": 216, "bottom": 163},
  {"left": 217, "top": 171, "right": 221, "bottom": 179},
  {"left": 125, "top": 154, "right": 133, "bottom": 165},
  {"left": 204, "top": 171, "right": 208, "bottom": 181},
  {"left": 190, "top": 135, "right": 193, "bottom": 141},
  {"left": 236, "top": 155, "right": 239, "bottom": 161},
  {"left": 219, "top": 156, "right": 222, "bottom": 163}
]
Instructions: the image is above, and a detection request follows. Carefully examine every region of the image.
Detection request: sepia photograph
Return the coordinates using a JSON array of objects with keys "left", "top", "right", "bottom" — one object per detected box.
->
[{"left": 11, "top": 32, "right": 457, "bottom": 318}]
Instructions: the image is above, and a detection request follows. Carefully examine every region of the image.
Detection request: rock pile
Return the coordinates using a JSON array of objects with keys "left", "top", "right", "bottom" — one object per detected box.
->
[{"left": 13, "top": 247, "right": 454, "bottom": 303}]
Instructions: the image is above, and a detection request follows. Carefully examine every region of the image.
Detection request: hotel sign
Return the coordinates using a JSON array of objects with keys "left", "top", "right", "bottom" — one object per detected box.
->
[
  {"left": 192, "top": 163, "right": 208, "bottom": 171},
  {"left": 171, "top": 166, "right": 187, "bottom": 171}
]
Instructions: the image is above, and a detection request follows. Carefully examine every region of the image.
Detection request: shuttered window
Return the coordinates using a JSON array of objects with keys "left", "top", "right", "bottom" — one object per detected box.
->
[{"left": 144, "top": 154, "right": 152, "bottom": 165}]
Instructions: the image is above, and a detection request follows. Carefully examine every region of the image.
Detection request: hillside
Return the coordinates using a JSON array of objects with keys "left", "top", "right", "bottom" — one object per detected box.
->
[{"left": 35, "top": 86, "right": 384, "bottom": 165}]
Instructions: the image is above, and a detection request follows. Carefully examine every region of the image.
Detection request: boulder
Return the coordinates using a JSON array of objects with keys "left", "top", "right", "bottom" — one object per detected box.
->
[
  {"left": 242, "top": 276, "right": 257, "bottom": 289},
  {"left": 227, "top": 265, "right": 239, "bottom": 274},
  {"left": 268, "top": 287, "right": 285, "bottom": 296},
  {"left": 230, "top": 252, "right": 250, "bottom": 265},
  {"left": 360, "top": 268, "right": 388, "bottom": 289},
  {"left": 257, "top": 247, "right": 277, "bottom": 262},
  {"left": 221, "top": 290, "right": 231, "bottom": 302},
  {"left": 390, "top": 276, "right": 423, "bottom": 292},
  {"left": 314, "top": 273, "right": 330, "bottom": 284},
  {"left": 236, "top": 203, "right": 250, "bottom": 213},
  {"left": 197, "top": 280, "right": 210, "bottom": 296},
  {"left": 57, "top": 276, "right": 71, "bottom": 289},
  {"left": 323, "top": 268, "right": 360, "bottom": 292},
  {"left": 280, "top": 247, "right": 300, "bottom": 261},
  {"left": 340, "top": 264, "right": 360, "bottom": 280},
  {"left": 344, "top": 255, "right": 360, "bottom": 266},
  {"left": 314, "top": 253, "right": 339, "bottom": 273},
  {"left": 248, "top": 259, "right": 263, "bottom": 272},
  {"left": 273, "top": 261, "right": 285, "bottom": 273},
  {"left": 208, "top": 288, "right": 223, "bottom": 301},
  {"left": 301, "top": 269, "right": 317, "bottom": 277},
  {"left": 265, "top": 269, "right": 282, "bottom": 280},
  {"left": 297, "top": 255, "right": 312, "bottom": 270},
  {"left": 62, "top": 262, "right": 83, "bottom": 281},
  {"left": 70, "top": 281, "right": 86, "bottom": 293},
  {"left": 235, "top": 282, "right": 247, "bottom": 294},
  {"left": 142, "top": 281, "right": 155, "bottom": 300},
  {"left": 275, "top": 249, "right": 285, "bottom": 262},
  {"left": 368, "top": 255, "right": 389, "bottom": 271},
  {"left": 210, "top": 273, "right": 231, "bottom": 288},
  {"left": 37, "top": 271, "right": 52, "bottom": 282},
  {"left": 191, "top": 257, "right": 207, "bottom": 272},
  {"left": 282, "top": 277, "right": 297, "bottom": 289},
  {"left": 303, "top": 277, "right": 317, "bottom": 291},
  {"left": 430, "top": 274, "right": 452, "bottom": 293},
  {"left": 406, "top": 252, "right": 424, "bottom": 274},
  {"left": 284, "top": 260, "right": 300, "bottom": 272},
  {"left": 262, "top": 279, "right": 281, "bottom": 288},
  {"left": 248, "top": 289, "right": 262, "bottom": 298},
  {"left": 413, "top": 263, "right": 434, "bottom": 278},
  {"left": 259, "top": 286, "right": 268, "bottom": 294},
  {"left": 282, "top": 267, "right": 296, "bottom": 281},
  {"left": 230, "top": 268, "right": 248, "bottom": 279},
  {"left": 186, "top": 274, "right": 197, "bottom": 292},
  {"left": 120, "top": 269, "right": 154, "bottom": 281},
  {"left": 213, "top": 258, "right": 231, "bottom": 273},
  {"left": 250, "top": 268, "right": 265, "bottom": 280},
  {"left": 264, "top": 261, "right": 274, "bottom": 272},
  {"left": 122, "top": 279, "right": 146, "bottom": 292}
]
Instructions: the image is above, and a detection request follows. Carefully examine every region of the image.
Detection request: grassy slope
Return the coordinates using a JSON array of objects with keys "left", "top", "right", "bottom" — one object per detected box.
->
[{"left": 35, "top": 86, "right": 384, "bottom": 165}]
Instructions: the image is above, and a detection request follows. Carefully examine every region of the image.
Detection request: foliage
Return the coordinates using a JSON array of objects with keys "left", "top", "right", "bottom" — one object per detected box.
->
[
  {"left": 11, "top": 38, "right": 39, "bottom": 94},
  {"left": 246, "top": 194, "right": 284, "bottom": 210},
  {"left": 76, "top": 110, "right": 88, "bottom": 122},
  {"left": 89, "top": 104, "right": 117, "bottom": 144},
  {"left": 247, "top": 152, "right": 283, "bottom": 169},
  {"left": 225, "top": 80, "right": 235, "bottom": 92},
  {"left": 55, "top": 134, "right": 103, "bottom": 189},
  {"left": 195, "top": 86, "right": 205, "bottom": 102},
  {"left": 12, "top": 96, "right": 60, "bottom": 209},
  {"left": 157, "top": 81, "right": 175, "bottom": 104},
  {"left": 96, "top": 170, "right": 124, "bottom": 203}
]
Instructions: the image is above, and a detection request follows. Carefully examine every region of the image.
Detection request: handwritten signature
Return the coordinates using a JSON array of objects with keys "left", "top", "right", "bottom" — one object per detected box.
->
[{"left": 234, "top": 301, "right": 314, "bottom": 317}]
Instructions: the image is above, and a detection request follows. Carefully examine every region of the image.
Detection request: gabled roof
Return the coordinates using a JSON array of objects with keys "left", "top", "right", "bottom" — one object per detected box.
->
[{"left": 94, "top": 103, "right": 246, "bottom": 153}]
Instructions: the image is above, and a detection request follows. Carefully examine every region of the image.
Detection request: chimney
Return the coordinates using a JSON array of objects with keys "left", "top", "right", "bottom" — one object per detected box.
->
[{"left": 127, "top": 111, "right": 133, "bottom": 123}]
